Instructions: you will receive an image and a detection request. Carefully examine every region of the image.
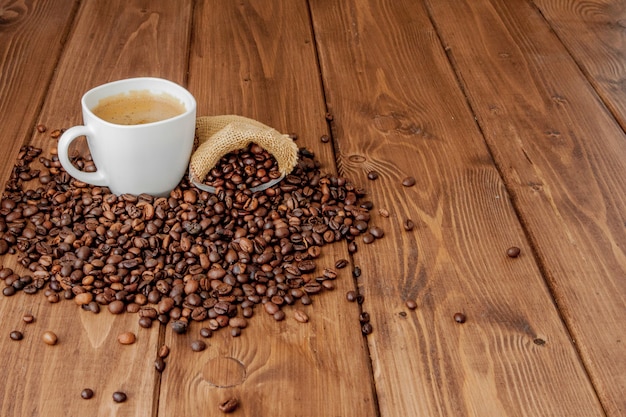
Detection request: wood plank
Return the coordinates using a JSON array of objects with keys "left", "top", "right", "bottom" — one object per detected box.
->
[
  {"left": 532, "top": 0, "right": 626, "bottom": 131},
  {"left": 309, "top": 0, "right": 605, "bottom": 416},
  {"left": 157, "top": 1, "right": 379, "bottom": 416},
  {"left": 0, "top": 0, "right": 77, "bottom": 190},
  {"left": 424, "top": 0, "right": 626, "bottom": 415},
  {"left": 0, "top": 1, "right": 193, "bottom": 416}
]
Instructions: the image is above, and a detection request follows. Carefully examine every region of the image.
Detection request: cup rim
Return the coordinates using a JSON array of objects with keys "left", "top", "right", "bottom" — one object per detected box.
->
[{"left": 81, "top": 77, "right": 197, "bottom": 127}]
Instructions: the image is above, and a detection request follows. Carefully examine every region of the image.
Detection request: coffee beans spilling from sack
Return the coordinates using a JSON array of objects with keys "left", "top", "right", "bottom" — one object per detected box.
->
[{"left": 0, "top": 144, "right": 378, "bottom": 334}]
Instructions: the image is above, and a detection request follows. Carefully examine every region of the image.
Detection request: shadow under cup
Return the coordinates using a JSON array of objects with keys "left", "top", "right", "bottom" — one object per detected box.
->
[{"left": 58, "top": 77, "right": 197, "bottom": 197}]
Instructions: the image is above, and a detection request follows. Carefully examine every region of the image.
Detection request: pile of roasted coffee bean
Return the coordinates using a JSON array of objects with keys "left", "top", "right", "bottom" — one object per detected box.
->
[
  {"left": 202, "top": 142, "right": 282, "bottom": 190},
  {"left": 0, "top": 143, "right": 380, "bottom": 336}
]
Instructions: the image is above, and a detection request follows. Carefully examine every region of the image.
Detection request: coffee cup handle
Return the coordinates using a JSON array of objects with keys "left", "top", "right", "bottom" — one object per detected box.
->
[{"left": 57, "top": 126, "right": 108, "bottom": 187}]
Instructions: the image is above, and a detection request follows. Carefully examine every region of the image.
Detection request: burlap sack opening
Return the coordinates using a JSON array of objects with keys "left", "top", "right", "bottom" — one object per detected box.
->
[{"left": 190, "top": 115, "right": 299, "bottom": 193}]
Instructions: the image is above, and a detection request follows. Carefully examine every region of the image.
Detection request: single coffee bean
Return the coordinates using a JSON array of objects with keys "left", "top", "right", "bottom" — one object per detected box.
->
[
  {"left": 273, "top": 310, "right": 286, "bottom": 321},
  {"left": 138, "top": 317, "right": 153, "bottom": 328},
  {"left": 158, "top": 344, "right": 170, "bottom": 359},
  {"left": 74, "top": 292, "right": 93, "bottom": 306},
  {"left": 219, "top": 397, "right": 239, "bottom": 413},
  {"left": 112, "top": 391, "right": 127, "bottom": 403},
  {"left": 81, "top": 388, "right": 94, "bottom": 400},
  {"left": 405, "top": 300, "right": 417, "bottom": 310},
  {"left": 378, "top": 208, "right": 389, "bottom": 218},
  {"left": 23, "top": 313, "right": 35, "bottom": 323},
  {"left": 199, "top": 328, "right": 213, "bottom": 338},
  {"left": 155, "top": 357, "right": 166, "bottom": 373},
  {"left": 42, "top": 330, "right": 58, "bottom": 345},
  {"left": 361, "top": 323, "right": 373, "bottom": 335},
  {"left": 346, "top": 291, "right": 357, "bottom": 302},
  {"left": 353, "top": 266, "right": 361, "bottom": 278},
  {"left": 367, "top": 171, "right": 379, "bottom": 180},
  {"left": 370, "top": 226, "right": 384, "bottom": 239},
  {"left": 171, "top": 320, "right": 188, "bottom": 334},
  {"left": 10, "top": 330, "right": 23, "bottom": 341},
  {"left": 107, "top": 300, "right": 125, "bottom": 314},
  {"left": 403, "top": 219, "right": 415, "bottom": 231},
  {"left": 362, "top": 233, "right": 375, "bottom": 244},
  {"left": 3, "top": 286, "right": 16, "bottom": 297},
  {"left": 293, "top": 309, "right": 309, "bottom": 323},
  {"left": 454, "top": 312, "right": 467, "bottom": 323},
  {"left": 320, "top": 134, "right": 330, "bottom": 143},
  {"left": 359, "top": 312, "right": 370, "bottom": 324},
  {"left": 402, "top": 176, "right": 416, "bottom": 187},
  {"left": 191, "top": 340, "right": 207, "bottom": 352},
  {"left": 117, "top": 332, "right": 136, "bottom": 345},
  {"left": 507, "top": 246, "right": 521, "bottom": 258},
  {"left": 230, "top": 328, "right": 241, "bottom": 337},
  {"left": 335, "top": 259, "right": 348, "bottom": 269}
]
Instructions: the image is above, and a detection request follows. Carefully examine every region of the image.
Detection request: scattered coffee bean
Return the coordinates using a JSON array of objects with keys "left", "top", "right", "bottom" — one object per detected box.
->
[
  {"left": 403, "top": 219, "right": 415, "bottom": 231},
  {"left": 346, "top": 291, "right": 357, "bottom": 302},
  {"left": 378, "top": 208, "right": 390, "bottom": 218},
  {"left": 335, "top": 259, "right": 348, "bottom": 269},
  {"left": 155, "top": 357, "right": 166, "bottom": 373},
  {"left": 81, "top": 388, "right": 94, "bottom": 400},
  {"left": 293, "top": 309, "right": 309, "bottom": 323},
  {"left": 9, "top": 330, "right": 23, "bottom": 341},
  {"left": 367, "top": 171, "right": 379, "bottom": 180},
  {"left": 402, "top": 176, "right": 416, "bottom": 187},
  {"left": 273, "top": 310, "right": 286, "bottom": 321},
  {"left": 138, "top": 317, "right": 153, "bottom": 328},
  {"left": 356, "top": 294, "right": 365, "bottom": 304},
  {"left": 50, "top": 129, "right": 61, "bottom": 139},
  {"left": 42, "top": 331, "right": 58, "bottom": 345},
  {"left": 158, "top": 344, "right": 170, "bottom": 359},
  {"left": 219, "top": 397, "right": 239, "bottom": 413},
  {"left": 369, "top": 226, "right": 384, "bottom": 239},
  {"left": 320, "top": 134, "right": 330, "bottom": 143},
  {"left": 74, "top": 292, "right": 93, "bottom": 306},
  {"left": 359, "top": 312, "right": 370, "bottom": 324},
  {"left": 117, "top": 332, "right": 136, "bottom": 345},
  {"left": 507, "top": 246, "right": 521, "bottom": 258},
  {"left": 191, "top": 340, "right": 207, "bottom": 352},
  {"left": 405, "top": 300, "right": 417, "bottom": 310},
  {"left": 361, "top": 323, "right": 373, "bottom": 335},
  {"left": 107, "top": 300, "right": 125, "bottom": 315},
  {"left": 362, "top": 233, "right": 375, "bottom": 244},
  {"left": 112, "top": 391, "right": 127, "bottom": 403},
  {"left": 3, "top": 286, "right": 16, "bottom": 297},
  {"left": 199, "top": 328, "right": 213, "bottom": 338},
  {"left": 353, "top": 266, "right": 361, "bottom": 278},
  {"left": 171, "top": 320, "right": 188, "bottom": 335},
  {"left": 533, "top": 338, "right": 546, "bottom": 346},
  {"left": 454, "top": 312, "right": 467, "bottom": 323},
  {"left": 325, "top": 112, "right": 334, "bottom": 121},
  {"left": 230, "top": 328, "right": 241, "bottom": 337},
  {"left": 23, "top": 313, "right": 35, "bottom": 324},
  {"left": 36, "top": 124, "right": 47, "bottom": 133}
]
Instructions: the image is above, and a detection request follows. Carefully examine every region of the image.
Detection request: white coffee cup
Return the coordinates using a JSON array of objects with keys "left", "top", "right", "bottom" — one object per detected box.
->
[{"left": 57, "top": 77, "right": 197, "bottom": 196}]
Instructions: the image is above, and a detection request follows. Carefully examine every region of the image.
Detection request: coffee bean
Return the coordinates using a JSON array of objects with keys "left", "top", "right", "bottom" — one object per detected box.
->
[
  {"left": 23, "top": 313, "right": 35, "bottom": 323},
  {"left": 74, "top": 292, "right": 93, "bottom": 306},
  {"left": 361, "top": 323, "right": 373, "bottom": 335},
  {"left": 81, "top": 388, "right": 94, "bottom": 400},
  {"left": 335, "top": 259, "right": 349, "bottom": 269},
  {"left": 155, "top": 357, "right": 166, "bottom": 373},
  {"left": 369, "top": 226, "right": 384, "bottom": 239},
  {"left": 273, "top": 310, "right": 286, "bottom": 321},
  {"left": 293, "top": 309, "right": 309, "bottom": 323},
  {"left": 42, "top": 331, "right": 58, "bottom": 345},
  {"left": 108, "top": 300, "right": 125, "bottom": 314},
  {"left": 219, "top": 397, "right": 239, "bottom": 413},
  {"left": 405, "top": 300, "right": 417, "bottom": 310},
  {"left": 117, "top": 332, "right": 136, "bottom": 345},
  {"left": 3, "top": 286, "right": 16, "bottom": 297},
  {"left": 171, "top": 320, "right": 188, "bottom": 334},
  {"left": 191, "top": 340, "right": 207, "bottom": 352},
  {"left": 507, "top": 246, "right": 521, "bottom": 258},
  {"left": 454, "top": 312, "right": 467, "bottom": 323},
  {"left": 36, "top": 124, "right": 47, "bottom": 133},
  {"left": 359, "top": 312, "right": 370, "bottom": 324},
  {"left": 346, "top": 291, "right": 357, "bottom": 302},
  {"left": 367, "top": 171, "right": 379, "bottom": 180},
  {"left": 199, "top": 328, "right": 213, "bottom": 338},
  {"left": 138, "top": 317, "right": 153, "bottom": 328},
  {"left": 402, "top": 176, "right": 416, "bottom": 187},
  {"left": 112, "top": 391, "right": 127, "bottom": 403},
  {"left": 158, "top": 344, "right": 170, "bottom": 359},
  {"left": 10, "top": 330, "right": 23, "bottom": 341},
  {"left": 362, "top": 233, "right": 375, "bottom": 244},
  {"left": 403, "top": 219, "right": 415, "bottom": 231},
  {"left": 230, "top": 328, "right": 241, "bottom": 337},
  {"left": 378, "top": 208, "right": 390, "bottom": 218},
  {"left": 353, "top": 266, "right": 361, "bottom": 278},
  {"left": 320, "top": 134, "right": 330, "bottom": 143}
]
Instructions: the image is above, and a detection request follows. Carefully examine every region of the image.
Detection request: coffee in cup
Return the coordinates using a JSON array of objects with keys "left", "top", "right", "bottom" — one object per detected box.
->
[{"left": 57, "top": 77, "right": 197, "bottom": 196}]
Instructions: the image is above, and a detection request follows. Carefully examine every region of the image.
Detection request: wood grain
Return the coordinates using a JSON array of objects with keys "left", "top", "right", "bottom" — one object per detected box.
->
[
  {"left": 424, "top": 0, "right": 626, "bottom": 415},
  {"left": 532, "top": 0, "right": 626, "bottom": 131},
  {"left": 310, "top": 0, "right": 604, "bottom": 416},
  {"left": 157, "top": 1, "right": 378, "bottom": 416},
  {"left": 0, "top": 0, "right": 77, "bottom": 191},
  {"left": 0, "top": 0, "right": 193, "bottom": 416}
]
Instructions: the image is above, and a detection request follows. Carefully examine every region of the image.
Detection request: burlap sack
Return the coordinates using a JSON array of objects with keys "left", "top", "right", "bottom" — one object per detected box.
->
[{"left": 190, "top": 115, "right": 299, "bottom": 192}]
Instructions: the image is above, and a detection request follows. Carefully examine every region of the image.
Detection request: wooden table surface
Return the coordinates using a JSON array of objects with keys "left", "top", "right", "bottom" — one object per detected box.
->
[{"left": 1, "top": 1, "right": 625, "bottom": 416}]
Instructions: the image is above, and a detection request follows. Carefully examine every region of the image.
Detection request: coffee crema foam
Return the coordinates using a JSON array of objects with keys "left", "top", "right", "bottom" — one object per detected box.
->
[{"left": 92, "top": 90, "right": 186, "bottom": 125}]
